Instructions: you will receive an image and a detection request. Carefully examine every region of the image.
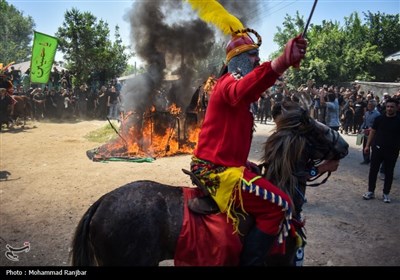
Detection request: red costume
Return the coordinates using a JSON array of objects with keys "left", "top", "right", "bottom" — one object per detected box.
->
[
  {"left": 189, "top": 29, "right": 307, "bottom": 265},
  {"left": 194, "top": 61, "right": 292, "bottom": 235},
  {"left": 195, "top": 63, "right": 280, "bottom": 167}
]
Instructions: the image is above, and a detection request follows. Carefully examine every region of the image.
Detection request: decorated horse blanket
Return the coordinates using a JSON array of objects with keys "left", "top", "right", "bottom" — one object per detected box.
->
[
  {"left": 174, "top": 187, "right": 293, "bottom": 266},
  {"left": 174, "top": 187, "right": 242, "bottom": 266}
]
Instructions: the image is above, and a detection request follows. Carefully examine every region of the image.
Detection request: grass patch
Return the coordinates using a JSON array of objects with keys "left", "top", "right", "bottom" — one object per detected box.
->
[{"left": 84, "top": 121, "right": 120, "bottom": 143}]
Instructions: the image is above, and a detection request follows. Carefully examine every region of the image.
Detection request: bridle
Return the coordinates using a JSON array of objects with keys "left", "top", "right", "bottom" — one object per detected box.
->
[{"left": 303, "top": 118, "right": 342, "bottom": 187}]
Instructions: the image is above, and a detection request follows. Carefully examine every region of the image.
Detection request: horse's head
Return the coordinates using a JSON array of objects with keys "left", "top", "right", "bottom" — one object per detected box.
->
[
  {"left": 262, "top": 101, "right": 349, "bottom": 266},
  {"left": 305, "top": 118, "right": 349, "bottom": 161},
  {"left": 262, "top": 101, "right": 349, "bottom": 196}
]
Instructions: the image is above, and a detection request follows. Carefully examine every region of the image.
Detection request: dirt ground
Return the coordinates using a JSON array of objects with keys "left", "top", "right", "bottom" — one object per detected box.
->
[{"left": 0, "top": 119, "right": 399, "bottom": 267}]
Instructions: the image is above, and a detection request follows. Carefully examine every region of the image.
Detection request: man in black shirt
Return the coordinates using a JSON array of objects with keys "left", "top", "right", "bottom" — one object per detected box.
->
[{"left": 363, "top": 98, "right": 400, "bottom": 203}]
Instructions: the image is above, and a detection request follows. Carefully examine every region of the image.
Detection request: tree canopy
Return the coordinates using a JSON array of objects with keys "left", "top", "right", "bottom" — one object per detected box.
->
[
  {"left": 272, "top": 11, "right": 400, "bottom": 87},
  {"left": 56, "top": 8, "right": 130, "bottom": 86},
  {"left": 0, "top": 0, "right": 34, "bottom": 65}
]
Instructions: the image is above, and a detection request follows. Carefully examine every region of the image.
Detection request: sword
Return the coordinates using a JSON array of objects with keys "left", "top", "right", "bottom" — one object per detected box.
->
[{"left": 302, "top": 0, "right": 318, "bottom": 38}]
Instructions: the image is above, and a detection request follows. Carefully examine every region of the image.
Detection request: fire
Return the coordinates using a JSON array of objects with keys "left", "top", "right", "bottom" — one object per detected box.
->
[
  {"left": 167, "top": 103, "right": 181, "bottom": 115},
  {"left": 91, "top": 103, "right": 202, "bottom": 160}
]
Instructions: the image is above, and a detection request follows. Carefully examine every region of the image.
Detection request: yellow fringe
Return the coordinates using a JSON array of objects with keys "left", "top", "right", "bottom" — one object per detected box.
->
[
  {"left": 209, "top": 166, "right": 251, "bottom": 235},
  {"left": 224, "top": 182, "right": 244, "bottom": 235}
]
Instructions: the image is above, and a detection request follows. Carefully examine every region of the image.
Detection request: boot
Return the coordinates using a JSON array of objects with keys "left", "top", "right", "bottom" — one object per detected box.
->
[{"left": 240, "top": 227, "right": 276, "bottom": 266}]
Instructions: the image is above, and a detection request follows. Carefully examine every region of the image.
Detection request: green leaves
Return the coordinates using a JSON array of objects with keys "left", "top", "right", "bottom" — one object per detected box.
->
[
  {"left": 56, "top": 8, "right": 130, "bottom": 85},
  {"left": 0, "top": 0, "right": 34, "bottom": 64},
  {"left": 274, "top": 10, "right": 399, "bottom": 86}
]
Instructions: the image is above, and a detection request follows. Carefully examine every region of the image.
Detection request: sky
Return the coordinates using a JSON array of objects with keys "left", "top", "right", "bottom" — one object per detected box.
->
[{"left": 8, "top": 0, "right": 400, "bottom": 66}]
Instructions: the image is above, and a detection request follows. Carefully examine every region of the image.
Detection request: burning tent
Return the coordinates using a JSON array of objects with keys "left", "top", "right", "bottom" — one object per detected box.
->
[{"left": 87, "top": 74, "right": 205, "bottom": 161}]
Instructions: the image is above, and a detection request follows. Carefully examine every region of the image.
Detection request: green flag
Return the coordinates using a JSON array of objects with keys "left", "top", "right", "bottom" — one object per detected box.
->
[{"left": 30, "top": 31, "right": 58, "bottom": 84}]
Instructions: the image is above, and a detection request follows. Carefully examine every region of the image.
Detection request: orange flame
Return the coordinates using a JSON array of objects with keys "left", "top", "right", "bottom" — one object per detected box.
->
[{"left": 95, "top": 103, "right": 202, "bottom": 159}]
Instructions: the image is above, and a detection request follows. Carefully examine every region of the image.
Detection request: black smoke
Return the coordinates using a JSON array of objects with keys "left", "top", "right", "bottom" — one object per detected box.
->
[
  {"left": 89, "top": 1, "right": 269, "bottom": 158},
  {"left": 121, "top": 0, "right": 267, "bottom": 113}
]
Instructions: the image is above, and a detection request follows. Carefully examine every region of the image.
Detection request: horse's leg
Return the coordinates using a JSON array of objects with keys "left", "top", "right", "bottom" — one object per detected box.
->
[
  {"left": 5, "top": 106, "right": 13, "bottom": 128},
  {"left": 22, "top": 103, "right": 27, "bottom": 128},
  {"left": 8, "top": 115, "right": 15, "bottom": 129}
]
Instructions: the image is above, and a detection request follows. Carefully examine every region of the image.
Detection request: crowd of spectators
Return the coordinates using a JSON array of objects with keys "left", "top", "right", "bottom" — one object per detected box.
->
[
  {"left": 251, "top": 80, "right": 400, "bottom": 133},
  {"left": 2, "top": 66, "right": 122, "bottom": 122},
  {"left": 3, "top": 66, "right": 400, "bottom": 128}
]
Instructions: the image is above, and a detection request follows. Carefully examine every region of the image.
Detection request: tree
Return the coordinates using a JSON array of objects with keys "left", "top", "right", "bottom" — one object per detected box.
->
[
  {"left": 363, "top": 11, "right": 400, "bottom": 81},
  {"left": 0, "top": 0, "right": 34, "bottom": 65},
  {"left": 334, "top": 12, "right": 382, "bottom": 82},
  {"left": 365, "top": 12, "right": 400, "bottom": 57},
  {"left": 95, "top": 26, "right": 129, "bottom": 83},
  {"left": 272, "top": 11, "right": 397, "bottom": 87},
  {"left": 306, "top": 20, "right": 347, "bottom": 84},
  {"left": 56, "top": 8, "right": 130, "bottom": 87},
  {"left": 272, "top": 11, "right": 305, "bottom": 55},
  {"left": 271, "top": 12, "right": 306, "bottom": 88}
]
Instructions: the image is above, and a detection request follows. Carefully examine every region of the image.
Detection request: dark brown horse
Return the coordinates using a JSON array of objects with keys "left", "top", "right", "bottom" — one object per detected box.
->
[
  {"left": 10, "top": 95, "right": 32, "bottom": 127},
  {"left": 0, "top": 74, "right": 31, "bottom": 128},
  {"left": 71, "top": 102, "right": 349, "bottom": 266},
  {"left": 0, "top": 95, "right": 31, "bottom": 130}
]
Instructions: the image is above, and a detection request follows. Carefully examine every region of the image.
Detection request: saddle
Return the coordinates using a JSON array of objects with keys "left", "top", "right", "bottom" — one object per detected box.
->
[
  {"left": 182, "top": 169, "right": 219, "bottom": 215},
  {"left": 181, "top": 169, "right": 254, "bottom": 236}
]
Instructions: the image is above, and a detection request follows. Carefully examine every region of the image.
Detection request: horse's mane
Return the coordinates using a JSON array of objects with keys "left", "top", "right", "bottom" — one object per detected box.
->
[{"left": 261, "top": 102, "right": 312, "bottom": 199}]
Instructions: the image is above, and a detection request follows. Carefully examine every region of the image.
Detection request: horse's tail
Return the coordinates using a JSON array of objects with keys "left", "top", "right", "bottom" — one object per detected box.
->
[{"left": 70, "top": 196, "right": 104, "bottom": 266}]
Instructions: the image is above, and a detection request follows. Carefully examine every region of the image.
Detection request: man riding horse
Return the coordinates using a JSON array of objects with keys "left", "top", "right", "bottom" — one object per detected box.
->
[
  {"left": 189, "top": 29, "right": 340, "bottom": 266},
  {"left": 0, "top": 74, "right": 16, "bottom": 128}
]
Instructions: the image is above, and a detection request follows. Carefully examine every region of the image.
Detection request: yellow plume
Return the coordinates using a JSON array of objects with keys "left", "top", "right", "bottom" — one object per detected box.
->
[
  {"left": 187, "top": 0, "right": 244, "bottom": 35},
  {"left": 0, "top": 61, "right": 15, "bottom": 73}
]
